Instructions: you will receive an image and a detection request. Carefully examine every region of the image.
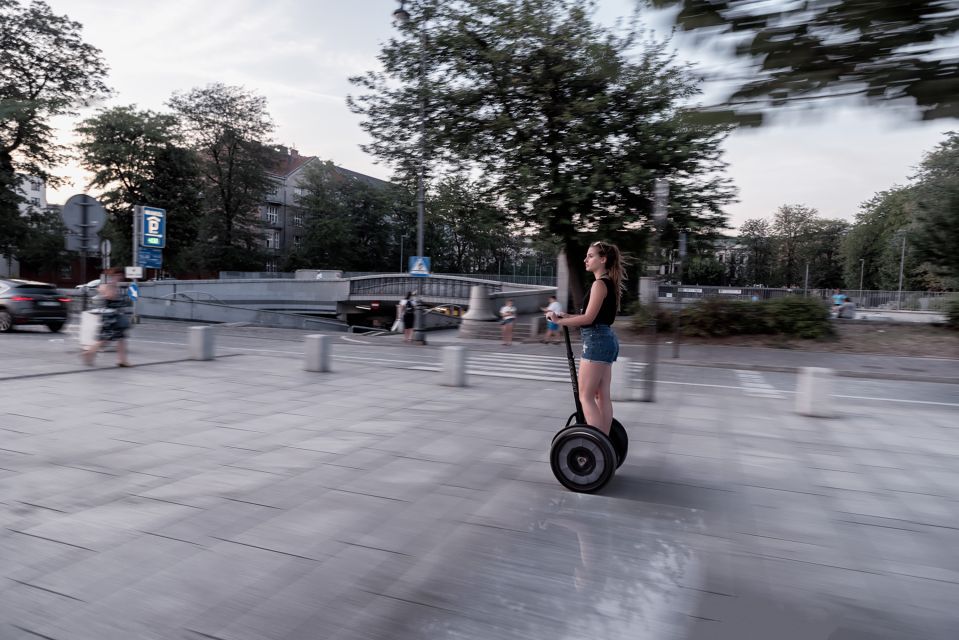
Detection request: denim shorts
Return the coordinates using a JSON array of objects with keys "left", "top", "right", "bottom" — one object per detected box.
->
[
  {"left": 581, "top": 324, "right": 619, "bottom": 364},
  {"left": 546, "top": 320, "right": 559, "bottom": 331}
]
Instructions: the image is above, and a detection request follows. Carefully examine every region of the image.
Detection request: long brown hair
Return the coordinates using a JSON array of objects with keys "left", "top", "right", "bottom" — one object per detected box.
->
[{"left": 590, "top": 241, "right": 626, "bottom": 310}]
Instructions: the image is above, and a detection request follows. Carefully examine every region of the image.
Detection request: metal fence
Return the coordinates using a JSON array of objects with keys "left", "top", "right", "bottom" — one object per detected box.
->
[{"left": 658, "top": 285, "right": 954, "bottom": 311}]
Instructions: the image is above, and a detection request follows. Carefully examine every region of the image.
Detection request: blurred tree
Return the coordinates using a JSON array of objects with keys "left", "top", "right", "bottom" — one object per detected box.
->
[
  {"left": 296, "top": 161, "right": 402, "bottom": 271},
  {"left": 429, "top": 176, "right": 514, "bottom": 273},
  {"left": 651, "top": 0, "right": 959, "bottom": 122},
  {"left": 349, "top": 0, "right": 734, "bottom": 306},
  {"left": 168, "top": 84, "right": 274, "bottom": 272},
  {"left": 75, "top": 106, "right": 203, "bottom": 272},
  {"left": 0, "top": 0, "right": 109, "bottom": 263},
  {"left": 771, "top": 204, "right": 818, "bottom": 286},
  {"left": 841, "top": 187, "right": 925, "bottom": 290},
  {"left": 910, "top": 132, "right": 959, "bottom": 283},
  {"left": 684, "top": 255, "right": 726, "bottom": 285},
  {"left": 801, "top": 218, "right": 850, "bottom": 288},
  {"left": 738, "top": 217, "right": 773, "bottom": 285},
  {"left": 14, "top": 208, "right": 69, "bottom": 276}
]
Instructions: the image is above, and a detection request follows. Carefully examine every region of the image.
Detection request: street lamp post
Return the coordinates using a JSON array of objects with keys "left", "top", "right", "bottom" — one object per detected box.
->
[{"left": 393, "top": 0, "right": 427, "bottom": 344}]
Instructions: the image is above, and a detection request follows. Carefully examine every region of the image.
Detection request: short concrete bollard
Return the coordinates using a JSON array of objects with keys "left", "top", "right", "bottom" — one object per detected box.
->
[
  {"left": 611, "top": 357, "right": 633, "bottom": 401},
  {"left": 442, "top": 346, "right": 467, "bottom": 387},
  {"left": 189, "top": 326, "right": 215, "bottom": 361},
  {"left": 795, "top": 367, "right": 834, "bottom": 417},
  {"left": 529, "top": 315, "right": 545, "bottom": 340},
  {"left": 304, "top": 334, "right": 331, "bottom": 372}
]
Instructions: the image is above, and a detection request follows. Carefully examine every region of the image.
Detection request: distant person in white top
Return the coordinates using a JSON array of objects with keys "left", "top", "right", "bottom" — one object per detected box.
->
[
  {"left": 499, "top": 299, "right": 517, "bottom": 346},
  {"left": 540, "top": 295, "right": 564, "bottom": 344}
]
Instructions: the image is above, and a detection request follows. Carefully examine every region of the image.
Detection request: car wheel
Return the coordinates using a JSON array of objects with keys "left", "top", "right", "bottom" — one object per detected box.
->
[
  {"left": 0, "top": 310, "right": 12, "bottom": 332},
  {"left": 46, "top": 321, "right": 64, "bottom": 333}
]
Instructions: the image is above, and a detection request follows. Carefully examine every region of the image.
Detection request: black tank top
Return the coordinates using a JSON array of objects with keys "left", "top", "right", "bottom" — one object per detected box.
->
[{"left": 581, "top": 277, "right": 617, "bottom": 327}]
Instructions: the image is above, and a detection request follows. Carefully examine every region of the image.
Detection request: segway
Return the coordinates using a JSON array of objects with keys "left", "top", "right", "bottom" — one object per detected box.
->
[{"left": 549, "top": 326, "right": 629, "bottom": 493}]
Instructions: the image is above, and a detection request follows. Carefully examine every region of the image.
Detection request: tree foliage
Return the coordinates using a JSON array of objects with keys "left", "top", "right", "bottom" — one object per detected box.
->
[
  {"left": 295, "top": 161, "right": 403, "bottom": 271},
  {"left": 349, "top": 0, "right": 735, "bottom": 303},
  {"left": 910, "top": 132, "right": 959, "bottom": 282},
  {"left": 772, "top": 204, "right": 819, "bottom": 287},
  {"left": 737, "top": 217, "right": 773, "bottom": 285},
  {"left": 0, "top": 0, "right": 109, "bottom": 260},
  {"left": 75, "top": 106, "right": 203, "bottom": 269},
  {"left": 651, "top": 0, "right": 959, "bottom": 122},
  {"left": 168, "top": 84, "right": 274, "bottom": 272},
  {"left": 428, "top": 176, "right": 515, "bottom": 273}
]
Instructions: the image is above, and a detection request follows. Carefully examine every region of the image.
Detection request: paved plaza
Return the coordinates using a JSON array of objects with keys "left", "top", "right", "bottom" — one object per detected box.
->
[{"left": 1, "top": 327, "right": 958, "bottom": 639}]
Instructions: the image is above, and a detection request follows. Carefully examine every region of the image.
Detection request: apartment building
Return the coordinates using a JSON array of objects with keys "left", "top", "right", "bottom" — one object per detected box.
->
[
  {"left": 1, "top": 175, "right": 50, "bottom": 277},
  {"left": 261, "top": 147, "right": 390, "bottom": 271}
]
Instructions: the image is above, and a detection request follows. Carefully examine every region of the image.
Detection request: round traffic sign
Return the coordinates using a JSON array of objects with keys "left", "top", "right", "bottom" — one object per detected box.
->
[{"left": 61, "top": 194, "right": 107, "bottom": 234}]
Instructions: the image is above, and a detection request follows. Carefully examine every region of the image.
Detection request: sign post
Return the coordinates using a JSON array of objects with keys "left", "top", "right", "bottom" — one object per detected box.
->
[
  {"left": 408, "top": 256, "right": 430, "bottom": 344},
  {"left": 62, "top": 194, "right": 106, "bottom": 311},
  {"left": 132, "top": 205, "right": 167, "bottom": 323}
]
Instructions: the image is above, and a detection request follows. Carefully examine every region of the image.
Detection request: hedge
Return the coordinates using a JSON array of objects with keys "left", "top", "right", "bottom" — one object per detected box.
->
[{"left": 630, "top": 296, "right": 833, "bottom": 339}]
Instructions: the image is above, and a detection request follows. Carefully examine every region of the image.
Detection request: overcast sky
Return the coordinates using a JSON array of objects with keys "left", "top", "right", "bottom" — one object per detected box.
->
[{"left": 42, "top": 0, "right": 956, "bottom": 231}]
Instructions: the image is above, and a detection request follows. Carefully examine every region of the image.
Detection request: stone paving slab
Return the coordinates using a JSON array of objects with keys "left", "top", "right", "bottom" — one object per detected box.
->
[{"left": 1, "top": 349, "right": 957, "bottom": 639}]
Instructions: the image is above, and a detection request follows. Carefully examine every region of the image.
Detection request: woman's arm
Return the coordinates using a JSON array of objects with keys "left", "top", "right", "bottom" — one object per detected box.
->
[{"left": 549, "top": 280, "right": 606, "bottom": 328}]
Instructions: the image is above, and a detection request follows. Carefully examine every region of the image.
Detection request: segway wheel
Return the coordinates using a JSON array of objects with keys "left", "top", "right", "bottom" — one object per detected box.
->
[
  {"left": 609, "top": 418, "right": 628, "bottom": 468},
  {"left": 553, "top": 417, "right": 628, "bottom": 468},
  {"left": 550, "top": 425, "right": 616, "bottom": 493}
]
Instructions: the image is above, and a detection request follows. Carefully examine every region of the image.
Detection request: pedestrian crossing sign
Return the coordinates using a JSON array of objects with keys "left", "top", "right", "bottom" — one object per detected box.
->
[{"left": 408, "top": 256, "right": 431, "bottom": 277}]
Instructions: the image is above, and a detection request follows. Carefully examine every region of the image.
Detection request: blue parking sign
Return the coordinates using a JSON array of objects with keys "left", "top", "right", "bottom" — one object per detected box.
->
[{"left": 141, "top": 206, "right": 166, "bottom": 248}]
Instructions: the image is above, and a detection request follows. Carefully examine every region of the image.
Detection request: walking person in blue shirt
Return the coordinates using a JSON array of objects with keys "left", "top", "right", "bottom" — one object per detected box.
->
[{"left": 546, "top": 241, "right": 624, "bottom": 435}]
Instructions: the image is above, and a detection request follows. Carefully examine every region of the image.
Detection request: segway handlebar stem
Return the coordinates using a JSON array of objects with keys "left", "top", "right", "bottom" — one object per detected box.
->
[{"left": 563, "top": 326, "right": 585, "bottom": 424}]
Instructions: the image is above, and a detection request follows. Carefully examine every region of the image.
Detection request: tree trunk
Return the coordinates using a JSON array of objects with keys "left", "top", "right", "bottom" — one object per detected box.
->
[{"left": 564, "top": 239, "right": 587, "bottom": 312}]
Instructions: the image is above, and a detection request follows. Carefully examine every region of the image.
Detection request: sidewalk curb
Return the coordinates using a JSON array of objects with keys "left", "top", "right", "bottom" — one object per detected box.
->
[
  {"left": 0, "top": 353, "right": 244, "bottom": 382},
  {"left": 668, "top": 359, "right": 959, "bottom": 385}
]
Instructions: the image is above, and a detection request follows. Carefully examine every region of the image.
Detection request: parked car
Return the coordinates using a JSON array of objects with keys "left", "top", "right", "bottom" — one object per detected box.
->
[
  {"left": 429, "top": 304, "right": 465, "bottom": 317},
  {"left": 75, "top": 278, "right": 101, "bottom": 293},
  {"left": 0, "top": 279, "right": 71, "bottom": 332}
]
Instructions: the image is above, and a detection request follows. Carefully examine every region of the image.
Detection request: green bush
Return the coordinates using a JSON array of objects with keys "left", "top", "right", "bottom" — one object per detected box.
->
[
  {"left": 675, "top": 296, "right": 832, "bottom": 339},
  {"left": 680, "top": 298, "right": 772, "bottom": 337},
  {"left": 628, "top": 301, "right": 674, "bottom": 332},
  {"left": 944, "top": 295, "right": 959, "bottom": 329},
  {"left": 763, "top": 296, "right": 834, "bottom": 339}
]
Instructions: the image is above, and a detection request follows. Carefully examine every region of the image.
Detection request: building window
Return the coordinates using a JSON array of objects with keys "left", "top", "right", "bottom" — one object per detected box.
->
[
  {"left": 294, "top": 235, "right": 302, "bottom": 248},
  {"left": 265, "top": 260, "right": 277, "bottom": 273},
  {"left": 265, "top": 230, "right": 280, "bottom": 249},
  {"left": 293, "top": 214, "right": 303, "bottom": 227},
  {"left": 29, "top": 197, "right": 40, "bottom": 206},
  {"left": 265, "top": 205, "right": 278, "bottom": 224}
]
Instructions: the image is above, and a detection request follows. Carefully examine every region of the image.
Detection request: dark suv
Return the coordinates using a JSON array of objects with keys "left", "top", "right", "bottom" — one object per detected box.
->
[{"left": 0, "top": 279, "right": 70, "bottom": 332}]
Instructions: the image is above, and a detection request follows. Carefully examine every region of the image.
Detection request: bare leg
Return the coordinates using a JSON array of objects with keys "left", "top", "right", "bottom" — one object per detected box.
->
[
  {"left": 504, "top": 323, "right": 513, "bottom": 345},
  {"left": 117, "top": 339, "right": 129, "bottom": 365},
  {"left": 593, "top": 364, "right": 614, "bottom": 432},
  {"left": 578, "top": 360, "right": 610, "bottom": 435}
]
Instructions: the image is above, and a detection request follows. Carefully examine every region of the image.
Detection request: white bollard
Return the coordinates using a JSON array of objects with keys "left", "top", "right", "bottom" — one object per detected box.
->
[
  {"left": 304, "top": 334, "right": 331, "bottom": 372},
  {"left": 189, "top": 326, "right": 215, "bottom": 361},
  {"left": 611, "top": 356, "right": 633, "bottom": 401},
  {"left": 795, "top": 367, "right": 834, "bottom": 417},
  {"left": 442, "top": 346, "right": 467, "bottom": 387}
]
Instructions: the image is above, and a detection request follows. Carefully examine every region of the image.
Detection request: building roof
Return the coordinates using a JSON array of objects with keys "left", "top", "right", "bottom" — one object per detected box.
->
[{"left": 268, "top": 147, "right": 315, "bottom": 178}]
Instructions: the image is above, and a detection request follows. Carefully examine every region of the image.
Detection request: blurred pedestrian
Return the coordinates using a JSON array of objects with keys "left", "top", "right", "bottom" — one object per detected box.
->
[
  {"left": 546, "top": 241, "right": 624, "bottom": 435},
  {"left": 401, "top": 291, "right": 415, "bottom": 343},
  {"left": 499, "top": 298, "right": 517, "bottom": 346},
  {"left": 82, "top": 275, "right": 131, "bottom": 367},
  {"left": 540, "top": 295, "right": 563, "bottom": 344}
]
